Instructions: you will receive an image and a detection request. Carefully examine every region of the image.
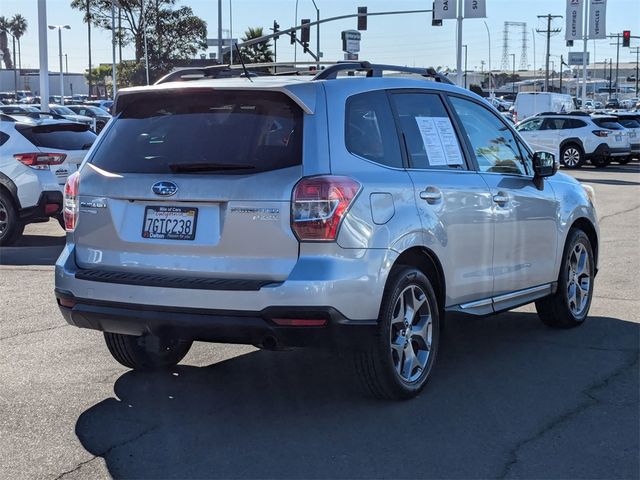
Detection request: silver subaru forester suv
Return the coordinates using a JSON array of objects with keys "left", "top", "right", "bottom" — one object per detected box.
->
[{"left": 55, "top": 63, "right": 599, "bottom": 400}]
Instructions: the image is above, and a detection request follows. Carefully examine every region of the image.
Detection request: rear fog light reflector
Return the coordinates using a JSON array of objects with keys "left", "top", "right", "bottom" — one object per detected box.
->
[{"left": 271, "top": 318, "right": 327, "bottom": 327}]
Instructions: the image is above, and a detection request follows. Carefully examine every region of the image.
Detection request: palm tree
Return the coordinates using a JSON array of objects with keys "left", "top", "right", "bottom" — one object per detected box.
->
[
  {"left": 10, "top": 14, "right": 27, "bottom": 71},
  {"left": 0, "top": 16, "right": 13, "bottom": 69},
  {"left": 238, "top": 27, "right": 274, "bottom": 64}
]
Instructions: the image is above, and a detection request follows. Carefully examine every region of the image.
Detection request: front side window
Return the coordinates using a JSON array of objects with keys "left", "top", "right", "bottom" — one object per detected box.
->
[
  {"left": 391, "top": 93, "right": 466, "bottom": 170},
  {"left": 345, "top": 91, "right": 402, "bottom": 168},
  {"left": 517, "top": 118, "right": 543, "bottom": 132},
  {"left": 449, "top": 96, "right": 527, "bottom": 176},
  {"left": 542, "top": 118, "right": 565, "bottom": 130}
]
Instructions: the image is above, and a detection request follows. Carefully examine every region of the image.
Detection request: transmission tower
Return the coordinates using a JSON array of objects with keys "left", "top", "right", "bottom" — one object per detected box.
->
[{"left": 501, "top": 21, "right": 528, "bottom": 71}]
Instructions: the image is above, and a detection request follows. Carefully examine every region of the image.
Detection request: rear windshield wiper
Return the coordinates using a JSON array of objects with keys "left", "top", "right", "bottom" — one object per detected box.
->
[{"left": 168, "top": 162, "right": 256, "bottom": 173}]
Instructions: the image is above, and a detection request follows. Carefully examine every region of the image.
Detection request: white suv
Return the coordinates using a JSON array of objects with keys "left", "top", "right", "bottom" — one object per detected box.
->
[
  {"left": 0, "top": 114, "right": 96, "bottom": 245},
  {"left": 516, "top": 113, "right": 631, "bottom": 168}
]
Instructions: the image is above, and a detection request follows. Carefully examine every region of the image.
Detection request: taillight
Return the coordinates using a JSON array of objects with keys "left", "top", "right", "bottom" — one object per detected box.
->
[
  {"left": 14, "top": 152, "right": 66, "bottom": 169},
  {"left": 63, "top": 171, "right": 80, "bottom": 232},
  {"left": 291, "top": 176, "right": 360, "bottom": 241},
  {"left": 592, "top": 130, "right": 610, "bottom": 137}
]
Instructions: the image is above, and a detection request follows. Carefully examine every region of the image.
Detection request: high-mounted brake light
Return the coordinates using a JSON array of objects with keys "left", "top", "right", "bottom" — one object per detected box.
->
[
  {"left": 63, "top": 171, "right": 80, "bottom": 232},
  {"left": 291, "top": 176, "right": 360, "bottom": 241},
  {"left": 14, "top": 152, "right": 66, "bottom": 169},
  {"left": 592, "top": 130, "right": 610, "bottom": 137}
]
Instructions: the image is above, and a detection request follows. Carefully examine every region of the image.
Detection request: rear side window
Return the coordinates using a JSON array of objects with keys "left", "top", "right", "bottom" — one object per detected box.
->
[
  {"left": 391, "top": 92, "right": 465, "bottom": 169},
  {"left": 345, "top": 91, "right": 402, "bottom": 168},
  {"left": 17, "top": 123, "right": 96, "bottom": 150},
  {"left": 592, "top": 118, "right": 623, "bottom": 130},
  {"left": 0, "top": 131, "right": 9, "bottom": 146},
  {"left": 566, "top": 119, "right": 587, "bottom": 129},
  {"left": 90, "top": 90, "right": 303, "bottom": 174}
]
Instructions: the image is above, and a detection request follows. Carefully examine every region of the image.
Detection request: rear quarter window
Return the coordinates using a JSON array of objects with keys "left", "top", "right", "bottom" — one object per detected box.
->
[
  {"left": 90, "top": 90, "right": 303, "bottom": 174},
  {"left": 17, "top": 123, "right": 97, "bottom": 150}
]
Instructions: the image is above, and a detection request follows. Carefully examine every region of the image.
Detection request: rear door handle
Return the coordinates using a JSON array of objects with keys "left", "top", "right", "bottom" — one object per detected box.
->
[
  {"left": 493, "top": 192, "right": 509, "bottom": 206},
  {"left": 419, "top": 188, "right": 442, "bottom": 204}
]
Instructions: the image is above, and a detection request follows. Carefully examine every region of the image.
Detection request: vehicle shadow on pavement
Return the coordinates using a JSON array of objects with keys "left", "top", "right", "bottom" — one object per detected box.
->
[
  {"left": 0, "top": 234, "right": 65, "bottom": 266},
  {"left": 74, "top": 312, "right": 639, "bottom": 479}
]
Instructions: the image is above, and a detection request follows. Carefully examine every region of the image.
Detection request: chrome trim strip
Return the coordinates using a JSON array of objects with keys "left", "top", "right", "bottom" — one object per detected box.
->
[{"left": 492, "top": 284, "right": 551, "bottom": 304}]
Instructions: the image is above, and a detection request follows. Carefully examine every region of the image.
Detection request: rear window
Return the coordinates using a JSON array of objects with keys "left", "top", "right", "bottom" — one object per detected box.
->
[
  {"left": 17, "top": 123, "right": 96, "bottom": 150},
  {"left": 591, "top": 118, "right": 623, "bottom": 130},
  {"left": 90, "top": 90, "right": 303, "bottom": 174},
  {"left": 618, "top": 119, "right": 640, "bottom": 128}
]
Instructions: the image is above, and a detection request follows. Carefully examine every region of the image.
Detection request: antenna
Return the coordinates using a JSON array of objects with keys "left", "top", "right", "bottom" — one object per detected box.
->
[{"left": 234, "top": 43, "right": 253, "bottom": 82}]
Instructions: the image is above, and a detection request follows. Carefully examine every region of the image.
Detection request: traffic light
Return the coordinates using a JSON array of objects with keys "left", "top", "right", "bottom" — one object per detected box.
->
[
  {"left": 566, "top": 40, "right": 574, "bottom": 47},
  {"left": 290, "top": 30, "right": 296, "bottom": 45},
  {"left": 300, "top": 19, "right": 311, "bottom": 44},
  {"left": 272, "top": 20, "right": 280, "bottom": 40},
  {"left": 357, "top": 6, "right": 367, "bottom": 31},
  {"left": 622, "top": 30, "right": 631, "bottom": 47}
]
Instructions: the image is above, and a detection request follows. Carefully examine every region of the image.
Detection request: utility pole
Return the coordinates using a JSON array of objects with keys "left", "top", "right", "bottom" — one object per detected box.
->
[
  {"left": 560, "top": 55, "right": 563, "bottom": 93},
  {"left": 87, "top": 0, "right": 92, "bottom": 99},
  {"left": 456, "top": 0, "right": 463, "bottom": 86},
  {"left": 632, "top": 47, "right": 640, "bottom": 96},
  {"left": 608, "top": 57, "right": 612, "bottom": 100},
  {"left": 217, "top": 0, "right": 222, "bottom": 63},
  {"left": 110, "top": 0, "right": 116, "bottom": 98},
  {"left": 606, "top": 34, "right": 622, "bottom": 98},
  {"left": 463, "top": 44, "right": 468, "bottom": 88},
  {"left": 536, "top": 14, "right": 562, "bottom": 92},
  {"left": 37, "top": 0, "right": 49, "bottom": 112}
]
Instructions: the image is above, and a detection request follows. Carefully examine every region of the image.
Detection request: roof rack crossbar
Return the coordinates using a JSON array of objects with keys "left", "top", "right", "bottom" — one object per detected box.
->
[{"left": 312, "top": 62, "right": 453, "bottom": 84}]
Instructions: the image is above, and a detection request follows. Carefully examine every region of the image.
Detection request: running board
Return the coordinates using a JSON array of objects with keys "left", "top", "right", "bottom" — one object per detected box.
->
[{"left": 446, "top": 283, "right": 557, "bottom": 316}]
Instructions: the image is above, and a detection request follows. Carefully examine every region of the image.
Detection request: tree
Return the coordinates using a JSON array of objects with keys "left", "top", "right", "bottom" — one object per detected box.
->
[
  {"left": 10, "top": 14, "right": 27, "bottom": 71},
  {"left": 71, "top": 0, "right": 207, "bottom": 83},
  {"left": 0, "top": 16, "right": 13, "bottom": 69},
  {"left": 233, "top": 27, "right": 274, "bottom": 64}
]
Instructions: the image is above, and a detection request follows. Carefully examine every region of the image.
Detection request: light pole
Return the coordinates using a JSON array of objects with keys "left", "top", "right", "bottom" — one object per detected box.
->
[
  {"left": 483, "top": 21, "right": 493, "bottom": 97},
  {"left": 64, "top": 54, "right": 68, "bottom": 74},
  {"left": 111, "top": 0, "right": 117, "bottom": 98},
  {"left": 48, "top": 25, "right": 70, "bottom": 105},
  {"left": 310, "top": 0, "right": 320, "bottom": 70},
  {"left": 141, "top": 0, "right": 149, "bottom": 85},
  {"left": 463, "top": 44, "right": 468, "bottom": 89},
  {"left": 509, "top": 53, "right": 516, "bottom": 95}
]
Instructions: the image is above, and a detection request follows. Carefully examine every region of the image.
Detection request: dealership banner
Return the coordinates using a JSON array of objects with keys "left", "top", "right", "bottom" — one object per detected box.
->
[
  {"left": 463, "top": 0, "right": 486, "bottom": 18},
  {"left": 433, "top": 0, "right": 457, "bottom": 20},
  {"left": 565, "top": 0, "right": 583, "bottom": 41},
  {"left": 588, "top": 0, "right": 607, "bottom": 39}
]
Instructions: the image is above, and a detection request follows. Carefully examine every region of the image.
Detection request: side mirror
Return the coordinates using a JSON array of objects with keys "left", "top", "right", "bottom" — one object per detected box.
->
[{"left": 532, "top": 151, "right": 558, "bottom": 178}]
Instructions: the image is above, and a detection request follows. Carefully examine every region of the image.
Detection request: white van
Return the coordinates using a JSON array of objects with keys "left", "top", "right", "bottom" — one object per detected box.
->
[{"left": 514, "top": 92, "right": 575, "bottom": 123}]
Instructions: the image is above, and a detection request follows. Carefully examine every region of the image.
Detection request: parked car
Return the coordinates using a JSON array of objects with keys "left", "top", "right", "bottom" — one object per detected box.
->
[
  {"left": 516, "top": 112, "right": 630, "bottom": 168},
  {"left": 607, "top": 113, "right": 640, "bottom": 162},
  {"left": 604, "top": 98, "right": 620, "bottom": 109},
  {"left": 55, "top": 63, "right": 599, "bottom": 400},
  {"left": 83, "top": 99, "right": 113, "bottom": 114},
  {"left": 48, "top": 105, "right": 96, "bottom": 130},
  {"left": 65, "top": 105, "right": 111, "bottom": 133},
  {"left": 0, "top": 104, "right": 41, "bottom": 115},
  {"left": 513, "top": 92, "right": 575, "bottom": 123},
  {"left": 3, "top": 114, "right": 97, "bottom": 189},
  {"left": 0, "top": 114, "right": 94, "bottom": 244}
]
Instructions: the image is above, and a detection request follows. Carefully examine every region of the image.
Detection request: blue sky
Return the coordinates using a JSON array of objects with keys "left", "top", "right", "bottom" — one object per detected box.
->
[{"left": 1, "top": 0, "right": 638, "bottom": 74}]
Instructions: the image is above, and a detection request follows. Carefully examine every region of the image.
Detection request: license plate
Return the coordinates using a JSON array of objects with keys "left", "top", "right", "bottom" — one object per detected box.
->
[
  {"left": 615, "top": 135, "right": 622, "bottom": 142},
  {"left": 630, "top": 131, "right": 637, "bottom": 139},
  {"left": 142, "top": 206, "right": 198, "bottom": 240}
]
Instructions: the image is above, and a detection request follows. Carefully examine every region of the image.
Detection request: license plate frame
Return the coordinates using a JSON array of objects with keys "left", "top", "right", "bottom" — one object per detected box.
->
[
  {"left": 142, "top": 206, "right": 198, "bottom": 241},
  {"left": 615, "top": 135, "right": 622, "bottom": 142}
]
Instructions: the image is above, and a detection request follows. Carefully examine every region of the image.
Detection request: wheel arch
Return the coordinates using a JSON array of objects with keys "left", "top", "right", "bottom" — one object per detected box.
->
[
  {"left": 0, "top": 172, "right": 20, "bottom": 209},
  {"left": 390, "top": 246, "right": 446, "bottom": 310},
  {"left": 559, "top": 137, "right": 585, "bottom": 154},
  {"left": 569, "top": 217, "right": 599, "bottom": 270}
]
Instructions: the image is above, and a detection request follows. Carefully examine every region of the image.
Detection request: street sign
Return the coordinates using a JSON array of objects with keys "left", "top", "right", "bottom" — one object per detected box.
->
[
  {"left": 206, "top": 38, "right": 238, "bottom": 47},
  {"left": 341, "top": 30, "right": 361, "bottom": 53},
  {"left": 344, "top": 53, "right": 359, "bottom": 61},
  {"left": 568, "top": 51, "right": 590, "bottom": 65}
]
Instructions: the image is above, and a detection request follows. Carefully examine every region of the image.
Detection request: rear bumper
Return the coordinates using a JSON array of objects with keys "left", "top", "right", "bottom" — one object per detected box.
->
[
  {"left": 587, "top": 144, "right": 631, "bottom": 161},
  {"left": 55, "top": 243, "right": 396, "bottom": 323},
  {"left": 607, "top": 147, "right": 632, "bottom": 157},
  {"left": 54, "top": 289, "right": 377, "bottom": 349},
  {"left": 629, "top": 143, "right": 640, "bottom": 154},
  {"left": 19, "top": 191, "right": 63, "bottom": 222}
]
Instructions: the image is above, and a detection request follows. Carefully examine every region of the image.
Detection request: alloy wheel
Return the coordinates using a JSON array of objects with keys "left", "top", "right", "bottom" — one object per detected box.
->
[
  {"left": 0, "top": 199, "right": 8, "bottom": 239},
  {"left": 566, "top": 242, "right": 591, "bottom": 316},
  {"left": 389, "top": 285, "right": 433, "bottom": 383},
  {"left": 563, "top": 147, "right": 581, "bottom": 167}
]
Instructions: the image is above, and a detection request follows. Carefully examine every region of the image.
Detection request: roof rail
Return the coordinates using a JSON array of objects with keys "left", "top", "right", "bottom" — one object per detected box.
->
[
  {"left": 312, "top": 62, "right": 453, "bottom": 84},
  {"left": 534, "top": 111, "right": 591, "bottom": 117},
  {"left": 155, "top": 65, "right": 265, "bottom": 84}
]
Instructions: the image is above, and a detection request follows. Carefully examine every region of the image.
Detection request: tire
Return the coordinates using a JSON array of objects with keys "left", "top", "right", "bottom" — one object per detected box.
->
[
  {"left": 0, "top": 190, "right": 24, "bottom": 246},
  {"left": 617, "top": 156, "right": 632, "bottom": 165},
  {"left": 535, "top": 229, "right": 594, "bottom": 328},
  {"left": 355, "top": 267, "right": 440, "bottom": 400},
  {"left": 104, "top": 332, "right": 193, "bottom": 371},
  {"left": 591, "top": 155, "right": 609, "bottom": 168},
  {"left": 560, "top": 144, "right": 584, "bottom": 169}
]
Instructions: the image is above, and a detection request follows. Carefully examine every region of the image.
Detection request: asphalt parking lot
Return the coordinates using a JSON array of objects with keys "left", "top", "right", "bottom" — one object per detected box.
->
[{"left": 0, "top": 164, "right": 638, "bottom": 480}]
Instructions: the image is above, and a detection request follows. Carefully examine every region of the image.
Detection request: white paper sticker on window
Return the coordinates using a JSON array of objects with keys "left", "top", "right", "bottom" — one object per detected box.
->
[{"left": 414, "top": 116, "right": 464, "bottom": 166}]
